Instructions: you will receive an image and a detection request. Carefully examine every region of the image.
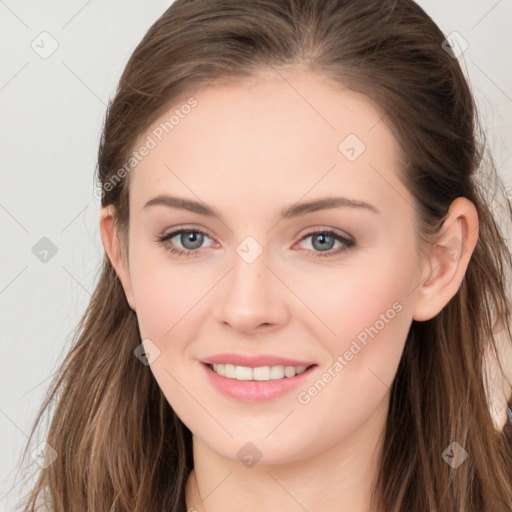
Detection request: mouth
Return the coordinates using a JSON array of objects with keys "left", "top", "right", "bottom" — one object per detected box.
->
[
  {"left": 205, "top": 362, "right": 317, "bottom": 381},
  {"left": 200, "top": 361, "right": 318, "bottom": 402},
  {"left": 199, "top": 352, "right": 319, "bottom": 402}
]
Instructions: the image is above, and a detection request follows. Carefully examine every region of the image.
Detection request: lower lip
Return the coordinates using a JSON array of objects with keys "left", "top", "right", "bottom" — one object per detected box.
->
[{"left": 201, "top": 362, "right": 318, "bottom": 403}]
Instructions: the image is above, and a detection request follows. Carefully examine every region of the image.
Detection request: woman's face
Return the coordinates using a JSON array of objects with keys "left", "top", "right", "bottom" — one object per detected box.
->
[{"left": 111, "top": 69, "right": 428, "bottom": 463}]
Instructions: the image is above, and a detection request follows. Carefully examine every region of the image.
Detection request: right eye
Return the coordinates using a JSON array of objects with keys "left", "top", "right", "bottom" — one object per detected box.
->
[{"left": 155, "top": 228, "right": 216, "bottom": 257}]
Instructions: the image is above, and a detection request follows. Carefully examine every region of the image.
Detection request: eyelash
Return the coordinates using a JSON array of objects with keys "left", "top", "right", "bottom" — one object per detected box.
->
[{"left": 155, "top": 227, "right": 355, "bottom": 259}]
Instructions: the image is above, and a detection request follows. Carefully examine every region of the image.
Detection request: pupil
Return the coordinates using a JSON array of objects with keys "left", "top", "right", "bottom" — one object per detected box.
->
[
  {"left": 314, "top": 234, "right": 334, "bottom": 251},
  {"left": 182, "top": 232, "right": 203, "bottom": 249}
]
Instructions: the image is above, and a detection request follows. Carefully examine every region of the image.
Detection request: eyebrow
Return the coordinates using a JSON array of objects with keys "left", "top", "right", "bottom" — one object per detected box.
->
[{"left": 143, "top": 194, "right": 380, "bottom": 219}]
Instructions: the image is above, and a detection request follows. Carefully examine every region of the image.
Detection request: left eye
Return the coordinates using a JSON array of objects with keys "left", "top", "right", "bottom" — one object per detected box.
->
[
  {"left": 155, "top": 228, "right": 355, "bottom": 258},
  {"left": 296, "top": 229, "right": 355, "bottom": 258}
]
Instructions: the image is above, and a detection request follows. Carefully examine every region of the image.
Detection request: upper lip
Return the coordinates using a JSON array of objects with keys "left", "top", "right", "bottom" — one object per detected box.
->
[{"left": 201, "top": 353, "right": 317, "bottom": 368}]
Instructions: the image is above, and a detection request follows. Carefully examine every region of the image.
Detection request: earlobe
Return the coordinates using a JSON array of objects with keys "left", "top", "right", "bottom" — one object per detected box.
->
[
  {"left": 412, "top": 197, "right": 479, "bottom": 322},
  {"left": 98, "top": 205, "right": 136, "bottom": 310}
]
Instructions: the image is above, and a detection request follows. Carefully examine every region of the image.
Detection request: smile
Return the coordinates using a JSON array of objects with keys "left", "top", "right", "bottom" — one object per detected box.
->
[
  {"left": 201, "top": 362, "right": 318, "bottom": 402},
  {"left": 209, "top": 363, "right": 311, "bottom": 381}
]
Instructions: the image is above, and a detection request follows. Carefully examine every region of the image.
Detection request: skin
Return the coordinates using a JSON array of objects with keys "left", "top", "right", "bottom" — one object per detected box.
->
[{"left": 99, "top": 67, "right": 480, "bottom": 512}]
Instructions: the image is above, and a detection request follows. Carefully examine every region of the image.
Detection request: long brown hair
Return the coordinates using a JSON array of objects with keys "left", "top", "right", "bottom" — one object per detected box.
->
[{"left": 18, "top": 0, "right": 512, "bottom": 510}]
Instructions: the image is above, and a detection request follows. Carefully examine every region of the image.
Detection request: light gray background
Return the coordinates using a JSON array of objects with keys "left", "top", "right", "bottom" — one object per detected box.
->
[{"left": 1, "top": 1, "right": 511, "bottom": 510}]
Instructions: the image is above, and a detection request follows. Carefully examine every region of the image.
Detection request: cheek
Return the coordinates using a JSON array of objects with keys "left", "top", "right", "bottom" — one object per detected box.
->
[
  {"left": 303, "top": 277, "right": 410, "bottom": 412},
  {"left": 302, "top": 244, "right": 416, "bottom": 354},
  {"left": 287, "top": 273, "right": 414, "bottom": 462},
  {"left": 128, "top": 242, "right": 202, "bottom": 339},
  {"left": 129, "top": 253, "right": 204, "bottom": 412}
]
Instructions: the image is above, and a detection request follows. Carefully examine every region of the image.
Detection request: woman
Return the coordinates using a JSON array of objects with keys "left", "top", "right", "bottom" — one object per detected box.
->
[{"left": 19, "top": 0, "right": 512, "bottom": 510}]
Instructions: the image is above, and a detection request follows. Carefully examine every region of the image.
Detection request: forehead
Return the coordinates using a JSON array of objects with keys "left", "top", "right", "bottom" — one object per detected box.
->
[{"left": 129, "top": 70, "right": 407, "bottom": 218}]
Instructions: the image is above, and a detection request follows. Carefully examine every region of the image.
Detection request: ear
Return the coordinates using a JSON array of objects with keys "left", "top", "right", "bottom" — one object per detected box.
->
[
  {"left": 99, "top": 205, "right": 136, "bottom": 310},
  {"left": 412, "top": 197, "right": 479, "bottom": 322}
]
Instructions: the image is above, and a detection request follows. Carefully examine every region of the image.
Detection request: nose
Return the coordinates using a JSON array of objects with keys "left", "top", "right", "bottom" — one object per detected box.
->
[{"left": 213, "top": 247, "right": 290, "bottom": 334}]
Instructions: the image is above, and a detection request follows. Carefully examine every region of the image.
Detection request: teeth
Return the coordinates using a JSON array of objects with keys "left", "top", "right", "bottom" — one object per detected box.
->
[{"left": 211, "top": 363, "right": 308, "bottom": 381}]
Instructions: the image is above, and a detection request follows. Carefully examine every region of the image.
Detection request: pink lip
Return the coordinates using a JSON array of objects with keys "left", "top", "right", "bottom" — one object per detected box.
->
[
  {"left": 200, "top": 361, "right": 318, "bottom": 403},
  {"left": 201, "top": 353, "right": 316, "bottom": 367}
]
